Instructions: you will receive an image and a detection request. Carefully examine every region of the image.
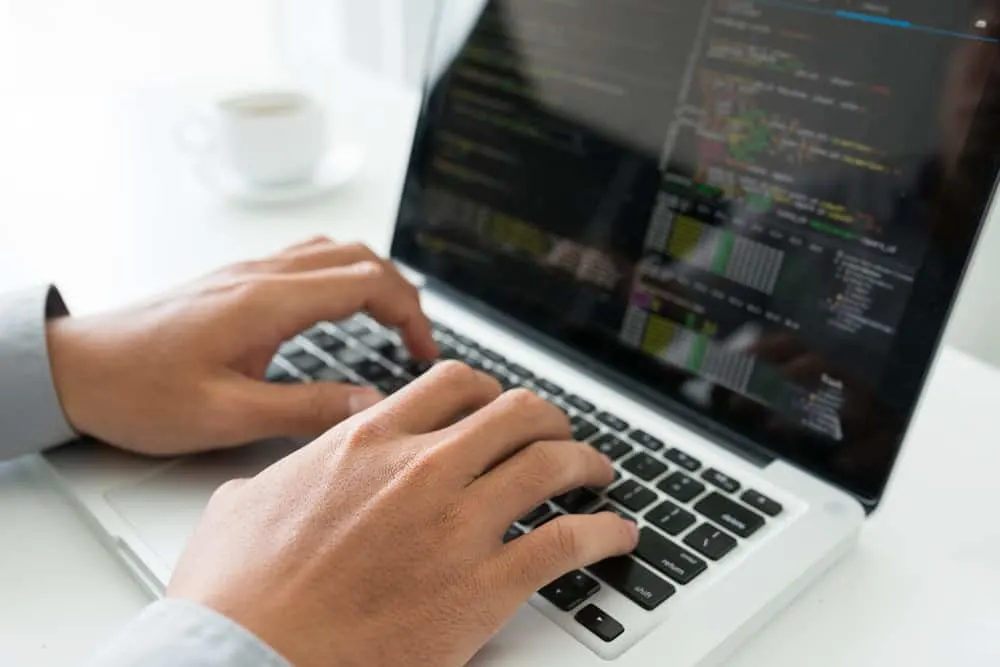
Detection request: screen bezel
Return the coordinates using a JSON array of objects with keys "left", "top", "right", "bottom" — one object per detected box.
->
[{"left": 389, "top": 2, "right": 1000, "bottom": 512}]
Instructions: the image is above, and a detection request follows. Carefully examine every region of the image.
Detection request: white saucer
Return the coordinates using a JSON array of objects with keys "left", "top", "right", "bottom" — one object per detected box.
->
[{"left": 195, "top": 146, "right": 364, "bottom": 206}]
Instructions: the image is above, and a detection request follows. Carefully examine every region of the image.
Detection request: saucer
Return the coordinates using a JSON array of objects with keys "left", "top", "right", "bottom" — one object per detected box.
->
[{"left": 195, "top": 146, "right": 364, "bottom": 205}]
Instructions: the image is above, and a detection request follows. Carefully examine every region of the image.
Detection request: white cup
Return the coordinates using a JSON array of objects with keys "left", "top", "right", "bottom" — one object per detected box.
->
[{"left": 181, "top": 90, "right": 329, "bottom": 188}]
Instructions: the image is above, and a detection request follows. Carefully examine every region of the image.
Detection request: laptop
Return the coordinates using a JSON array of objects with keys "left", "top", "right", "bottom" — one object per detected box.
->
[{"left": 36, "top": 0, "right": 1000, "bottom": 664}]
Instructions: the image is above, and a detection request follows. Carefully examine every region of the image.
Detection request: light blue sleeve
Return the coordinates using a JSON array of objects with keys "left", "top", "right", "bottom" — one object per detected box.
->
[
  {"left": 85, "top": 599, "right": 291, "bottom": 667},
  {"left": 0, "top": 285, "right": 78, "bottom": 460}
]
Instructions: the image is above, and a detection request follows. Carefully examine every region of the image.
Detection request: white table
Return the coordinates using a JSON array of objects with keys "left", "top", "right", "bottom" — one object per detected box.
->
[{"left": 2, "top": 58, "right": 1000, "bottom": 667}]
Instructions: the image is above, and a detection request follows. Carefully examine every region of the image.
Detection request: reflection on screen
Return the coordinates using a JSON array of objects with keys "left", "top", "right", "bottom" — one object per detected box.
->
[{"left": 394, "top": 0, "right": 1000, "bottom": 501}]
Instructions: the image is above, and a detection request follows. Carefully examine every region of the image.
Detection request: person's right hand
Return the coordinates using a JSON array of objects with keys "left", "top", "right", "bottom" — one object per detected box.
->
[{"left": 167, "top": 362, "right": 638, "bottom": 667}]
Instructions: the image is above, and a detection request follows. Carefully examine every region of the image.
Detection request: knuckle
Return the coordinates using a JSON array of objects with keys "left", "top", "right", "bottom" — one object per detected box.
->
[
  {"left": 343, "top": 416, "right": 390, "bottom": 448},
  {"left": 526, "top": 441, "right": 564, "bottom": 479},
  {"left": 210, "top": 478, "right": 247, "bottom": 505},
  {"left": 502, "top": 388, "right": 550, "bottom": 413},
  {"left": 354, "top": 260, "right": 387, "bottom": 280},
  {"left": 547, "top": 519, "right": 582, "bottom": 560},
  {"left": 406, "top": 445, "right": 449, "bottom": 484},
  {"left": 431, "top": 359, "right": 478, "bottom": 385},
  {"left": 343, "top": 242, "right": 377, "bottom": 259},
  {"left": 303, "top": 234, "right": 332, "bottom": 246}
]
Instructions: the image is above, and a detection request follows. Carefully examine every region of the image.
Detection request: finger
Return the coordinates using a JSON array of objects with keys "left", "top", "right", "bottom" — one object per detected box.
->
[
  {"left": 223, "top": 379, "right": 384, "bottom": 442},
  {"left": 275, "top": 235, "right": 335, "bottom": 257},
  {"left": 271, "top": 241, "right": 383, "bottom": 275},
  {"left": 253, "top": 262, "right": 436, "bottom": 359},
  {"left": 469, "top": 441, "right": 614, "bottom": 527},
  {"left": 779, "top": 355, "right": 826, "bottom": 385},
  {"left": 368, "top": 361, "right": 502, "bottom": 433},
  {"left": 438, "top": 389, "right": 570, "bottom": 477},
  {"left": 497, "top": 513, "right": 638, "bottom": 596},
  {"left": 749, "top": 333, "right": 804, "bottom": 364}
]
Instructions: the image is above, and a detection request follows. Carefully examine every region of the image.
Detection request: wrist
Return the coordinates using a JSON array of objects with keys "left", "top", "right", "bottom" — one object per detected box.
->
[{"left": 46, "top": 316, "right": 96, "bottom": 437}]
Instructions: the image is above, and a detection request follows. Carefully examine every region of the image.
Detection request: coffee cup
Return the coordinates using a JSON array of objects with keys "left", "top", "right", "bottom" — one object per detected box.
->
[{"left": 179, "top": 89, "right": 328, "bottom": 188}]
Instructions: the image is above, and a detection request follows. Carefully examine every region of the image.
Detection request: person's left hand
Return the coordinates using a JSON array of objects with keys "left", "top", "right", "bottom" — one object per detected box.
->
[{"left": 46, "top": 237, "right": 438, "bottom": 457}]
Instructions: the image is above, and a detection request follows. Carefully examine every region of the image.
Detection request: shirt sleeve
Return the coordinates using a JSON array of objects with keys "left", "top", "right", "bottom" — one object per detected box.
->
[
  {"left": 84, "top": 599, "right": 291, "bottom": 667},
  {"left": 0, "top": 285, "right": 78, "bottom": 460}
]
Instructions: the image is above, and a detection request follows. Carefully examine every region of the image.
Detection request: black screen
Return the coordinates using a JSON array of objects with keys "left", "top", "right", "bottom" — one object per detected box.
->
[{"left": 392, "top": 0, "right": 1000, "bottom": 508}]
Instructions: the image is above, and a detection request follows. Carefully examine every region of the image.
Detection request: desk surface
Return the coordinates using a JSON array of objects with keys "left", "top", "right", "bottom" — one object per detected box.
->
[{"left": 1, "top": 51, "right": 1000, "bottom": 667}]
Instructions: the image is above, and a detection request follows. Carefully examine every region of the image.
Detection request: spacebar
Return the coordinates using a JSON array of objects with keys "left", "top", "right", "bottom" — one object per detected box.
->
[{"left": 589, "top": 556, "right": 675, "bottom": 610}]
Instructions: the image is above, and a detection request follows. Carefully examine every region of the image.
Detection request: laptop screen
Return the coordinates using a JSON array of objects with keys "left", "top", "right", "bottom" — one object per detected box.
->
[{"left": 391, "top": 0, "right": 1000, "bottom": 507}]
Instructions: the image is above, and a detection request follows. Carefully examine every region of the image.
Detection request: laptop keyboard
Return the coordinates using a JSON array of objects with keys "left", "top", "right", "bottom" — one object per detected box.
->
[{"left": 269, "top": 315, "right": 785, "bottom": 646}]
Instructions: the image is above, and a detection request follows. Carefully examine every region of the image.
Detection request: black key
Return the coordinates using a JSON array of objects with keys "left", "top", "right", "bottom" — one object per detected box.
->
[
  {"left": 539, "top": 571, "right": 600, "bottom": 612},
  {"left": 405, "top": 360, "right": 435, "bottom": 377},
  {"left": 621, "top": 453, "right": 668, "bottom": 482},
  {"left": 358, "top": 331, "right": 394, "bottom": 355},
  {"left": 702, "top": 468, "right": 741, "bottom": 493},
  {"left": 312, "top": 366, "right": 350, "bottom": 383},
  {"left": 565, "top": 571, "right": 601, "bottom": 598},
  {"left": 493, "top": 372, "right": 518, "bottom": 391},
  {"left": 553, "top": 488, "right": 601, "bottom": 513},
  {"left": 452, "top": 333, "right": 480, "bottom": 350},
  {"left": 684, "top": 524, "right": 738, "bottom": 561},
  {"left": 272, "top": 374, "right": 300, "bottom": 384},
  {"left": 575, "top": 605, "right": 624, "bottom": 643},
  {"left": 571, "top": 417, "right": 599, "bottom": 442},
  {"left": 437, "top": 344, "right": 464, "bottom": 361},
  {"left": 645, "top": 501, "right": 696, "bottom": 536},
  {"left": 286, "top": 351, "right": 324, "bottom": 374},
  {"left": 431, "top": 321, "right": 453, "bottom": 336},
  {"left": 334, "top": 346, "right": 370, "bottom": 367},
  {"left": 338, "top": 318, "right": 371, "bottom": 337},
  {"left": 464, "top": 356, "right": 489, "bottom": 372},
  {"left": 376, "top": 376, "right": 409, "bottom": 395},
  {"left": 265, "top": 362, "right": 290, "bottom": 382},
  {"left": 595, "top": 411, "right": 629, "bottom": 432},
  {"left": 305, "top": 330, "right": 343, "bottom": 352},
  {"left": 503, "top": 525, "right": 523, "bottom": 543},
  {"left": 535, "top": 379, "right": 565, "bottom": 396},
  {"left": 589, "top": 557, "right": 675, "bottom": 611},
  {"left": 479, "top": 348, "right": 505, "bottom": 363},
  {"left": 550, "top": 398, "right": 571, "bottom": 416},
  {"left": 742, "top": 490, "right": 783, "bottom": 517},
  {"left": 565, "top": 395, "right": 596, "bottom": 414},
  {"left": 657, "top": 472, "right": 706, "bottom": 503},
  {"left": 608, "top": 480, "right": 657, "bottom": 512},
  {"left": 629, "top": 430, "right": 664, "bottom": 452},
  {"left": 634, "top": 528, "right": 707, "bottom": 585},
  {"left": 694, "top": 493, "right": 764, "bottom": 538},
  {"left": 535, "top": 511, "right": 564, "bottom": 528},
  {"left": 507, "top": 363, "right": 534, "bottom": 379},
  {"left": 594, "top": 503, "right": 634, "bottom": 522},
  {"left": 355, "top": 360, "right": 392, "bottom": 382},
  {"left": 590, "top": 434, "right": 633, "bottom": 460},
  {"left": 664, "top": 448, "right": 701, "bottom": 472},
  {"left": 518, "top": 504, "right": 554, "bottom": 527}
]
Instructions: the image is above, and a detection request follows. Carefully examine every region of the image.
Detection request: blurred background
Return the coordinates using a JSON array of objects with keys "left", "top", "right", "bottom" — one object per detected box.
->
[{"left": 0, "top": 0, "right": 998, "bottom": 368}]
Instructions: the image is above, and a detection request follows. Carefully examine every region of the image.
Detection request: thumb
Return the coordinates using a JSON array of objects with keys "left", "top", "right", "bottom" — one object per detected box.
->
[{"left": 233, "top": 380, "right": 383, "bottom": 441}]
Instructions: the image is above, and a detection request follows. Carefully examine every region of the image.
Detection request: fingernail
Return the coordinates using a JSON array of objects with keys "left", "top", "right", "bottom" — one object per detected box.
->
[
  {"left": 626, "top": 518, "right": 640, "bottom": 542},
  {"left": 348, "top": 388, "right": 383, "bottom": 415}
]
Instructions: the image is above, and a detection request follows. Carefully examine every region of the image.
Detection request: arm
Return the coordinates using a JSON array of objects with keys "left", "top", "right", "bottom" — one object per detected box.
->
[{"left": 0, "top": 285, "right": 77, "bottom": 460}]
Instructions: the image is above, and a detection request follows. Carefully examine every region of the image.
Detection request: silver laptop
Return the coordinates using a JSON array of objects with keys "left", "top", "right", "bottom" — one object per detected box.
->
[{"left": 37, "top": 1, "right": 1000, "bottom": 665}]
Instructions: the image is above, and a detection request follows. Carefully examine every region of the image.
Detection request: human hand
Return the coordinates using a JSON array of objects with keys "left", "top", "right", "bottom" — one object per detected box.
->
[
  {"left": 167, "top": 362, "right": 639, "bottom": 667},
  {"left": 47, "top": 237, "right": 437, "bottom": 456}
]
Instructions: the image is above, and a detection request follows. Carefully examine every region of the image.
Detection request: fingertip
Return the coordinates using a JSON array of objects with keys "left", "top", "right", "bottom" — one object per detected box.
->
[{"left": 622, "top": 516, "right": 640, "bottom": 548}]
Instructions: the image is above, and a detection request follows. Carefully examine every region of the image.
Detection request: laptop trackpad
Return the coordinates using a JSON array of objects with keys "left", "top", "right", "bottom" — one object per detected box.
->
[{"left": 104, "top": 439, "right": 301, "bottom": 570}]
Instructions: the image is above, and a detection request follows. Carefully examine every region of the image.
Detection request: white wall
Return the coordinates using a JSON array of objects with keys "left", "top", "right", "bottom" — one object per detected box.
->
[{"left": 280, "top": 0, "right": 1000, "bottom": 368}]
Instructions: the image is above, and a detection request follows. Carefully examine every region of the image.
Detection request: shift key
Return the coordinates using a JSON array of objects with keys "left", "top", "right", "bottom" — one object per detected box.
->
[
  {"left": 589, "top": 556, "right": 675, "bottom": 610},
  {"left": 635, "top": 528, "right": 707, "bottom": 585}
]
